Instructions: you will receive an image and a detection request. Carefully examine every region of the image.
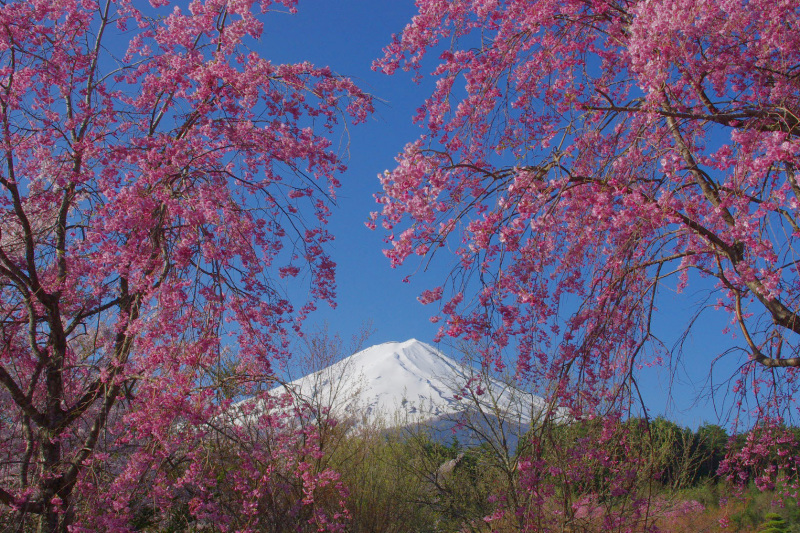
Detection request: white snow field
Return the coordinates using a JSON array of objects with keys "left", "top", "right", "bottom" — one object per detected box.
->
[{"left": 268, "top": 339, "right": 552, "bottom": 438}]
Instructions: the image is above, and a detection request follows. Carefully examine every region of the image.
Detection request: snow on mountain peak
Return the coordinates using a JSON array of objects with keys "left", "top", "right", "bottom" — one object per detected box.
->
[{"left": 271, "top": 339, "right": 545, "bottom": 428}]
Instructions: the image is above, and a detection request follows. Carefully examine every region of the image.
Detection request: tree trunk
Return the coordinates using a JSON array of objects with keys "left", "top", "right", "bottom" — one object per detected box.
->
[{"left": 37, "top": 435, "right": 68, "bottom": 533}]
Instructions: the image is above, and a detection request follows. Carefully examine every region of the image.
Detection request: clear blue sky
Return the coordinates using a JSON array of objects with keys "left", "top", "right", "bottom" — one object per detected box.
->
[
  {"left": 260, "top": 1, "right": 447, "bottom": 346},
  {"left": 257, "top": 1, "right": 741, "bottom": 428}
]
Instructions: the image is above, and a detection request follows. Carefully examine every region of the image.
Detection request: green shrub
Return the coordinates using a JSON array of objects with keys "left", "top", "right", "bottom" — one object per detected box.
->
[{"left": 758, "top": 512, "right": 790, "bottom": 532}]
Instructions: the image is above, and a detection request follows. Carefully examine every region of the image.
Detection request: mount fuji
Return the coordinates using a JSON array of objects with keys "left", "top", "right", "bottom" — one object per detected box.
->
[{"left": 270, "top": 339, "right": 549, "bottom": 433}]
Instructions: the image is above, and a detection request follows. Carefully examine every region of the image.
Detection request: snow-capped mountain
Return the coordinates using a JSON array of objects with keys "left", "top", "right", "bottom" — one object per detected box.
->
[{"left": 270, "top": 339, "right": 548, "bottom": 430}]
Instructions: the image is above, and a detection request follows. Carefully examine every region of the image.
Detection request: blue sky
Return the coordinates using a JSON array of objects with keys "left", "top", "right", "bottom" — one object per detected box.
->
[
  {"left": 255, "top": 1, "right": 744, "bottom": 428},
  {"left": 260, "top": 1, "right": 446, "bottom": 345}
]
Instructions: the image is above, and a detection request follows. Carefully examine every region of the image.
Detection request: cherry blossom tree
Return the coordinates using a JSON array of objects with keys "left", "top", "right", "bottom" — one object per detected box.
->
[
  {"left": 373, "top": 0, "right": 800, "bottom": 505},
  {"left": 0, "top": 1, "right": 370, "bottom": 531}
]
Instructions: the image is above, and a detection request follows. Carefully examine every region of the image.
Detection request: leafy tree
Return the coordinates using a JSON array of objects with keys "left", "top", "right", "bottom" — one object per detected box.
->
[
  {"left": 694, "top": 423, "right": 729, "bottom": 480},
  {"left": 0, "top": 1, "right": 370, "bottom": 531}
]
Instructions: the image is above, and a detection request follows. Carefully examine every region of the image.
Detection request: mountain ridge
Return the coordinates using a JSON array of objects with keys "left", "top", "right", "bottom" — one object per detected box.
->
[{"left": 271, "top": 338, "right": 546, "bottom": 429}]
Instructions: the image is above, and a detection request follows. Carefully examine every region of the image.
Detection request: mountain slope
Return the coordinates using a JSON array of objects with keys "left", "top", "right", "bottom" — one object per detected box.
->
[{"left": 272, "top": 339, "right": 547, "bottom": 429}]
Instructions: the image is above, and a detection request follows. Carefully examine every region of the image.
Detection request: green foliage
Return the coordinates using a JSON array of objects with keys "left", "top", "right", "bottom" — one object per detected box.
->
[
  {"left": 674, "top": 478, "right": 724, "bottom": 509},
  {"left": 339, "top": 428, "right": 498, "bottom": 533},
  {"left": 92, "top": 414, "right": 800, "bottom": 533},
  {"left": 758, "top": 512, "right": 790, "bottom": 532},
  {"left": 333, "top": 430, "right": 439, "bottom": 533},
  {"left": 695, "top": 423, "right": 729, "bottom": 480},
  {"left": 702, "top": 484, "right": 800, "bottom": 533}
]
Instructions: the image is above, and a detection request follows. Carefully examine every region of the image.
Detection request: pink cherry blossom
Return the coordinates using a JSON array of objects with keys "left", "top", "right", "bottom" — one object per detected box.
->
[
  {"left": 376, "top": 0, "right": 800, "bottom": 520},
  {"left": 0, "top": 1, "right": 370, "bottom": 531}
]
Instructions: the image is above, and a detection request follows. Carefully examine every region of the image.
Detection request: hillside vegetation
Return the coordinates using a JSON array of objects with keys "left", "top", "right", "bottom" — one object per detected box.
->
[{"left": 5, "top": 409, "right": 788, "bottom": 532}]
